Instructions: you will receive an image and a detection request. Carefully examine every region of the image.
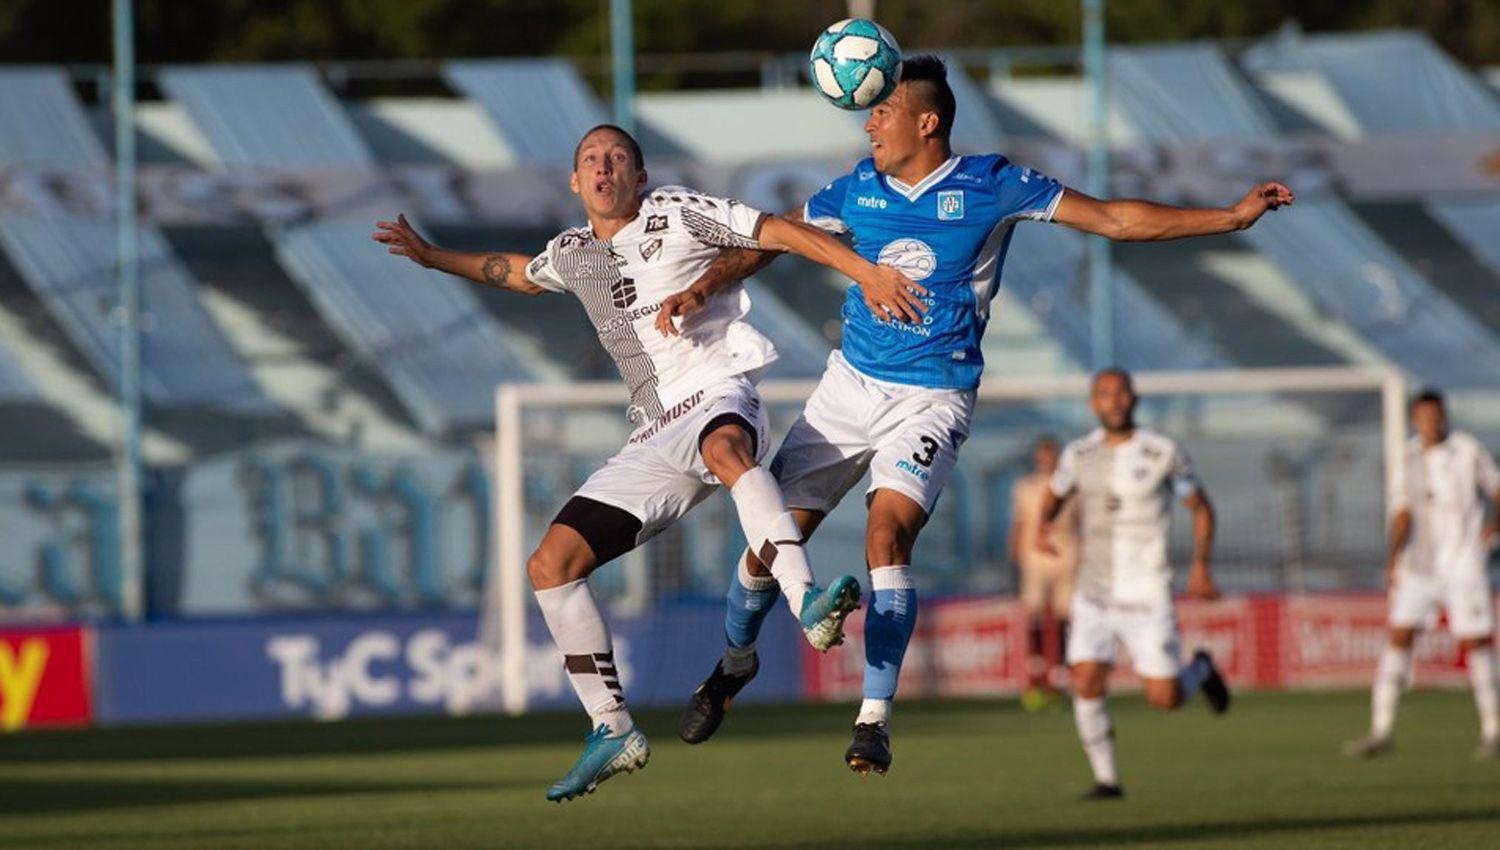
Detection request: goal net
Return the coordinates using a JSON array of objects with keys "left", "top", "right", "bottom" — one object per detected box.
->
[{"left": 485, "top": 367, "right": 1406, "bottom": 714}]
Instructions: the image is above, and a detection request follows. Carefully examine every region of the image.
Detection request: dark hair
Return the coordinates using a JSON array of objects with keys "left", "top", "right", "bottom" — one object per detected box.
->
[
  {"left": 1410, "top": 388, "right": 1445, "bottom": 411},
  {"left": 573, "top": 124, "right": 645, "bottom": 170},
  {"left": 898, "top": 54, "right": 956, "bottom": 141},
  {"left": 1092, "top": 367, "right": 1134, "bottom": 393},
  {"left": 1032, "top": 434, "right": 1059, "bottom": 452}
]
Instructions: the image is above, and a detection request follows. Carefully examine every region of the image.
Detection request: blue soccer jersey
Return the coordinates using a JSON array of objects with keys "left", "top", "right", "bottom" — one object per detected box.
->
[{"left": 803, "top": 154, "right": 1064, "bottom": 390}]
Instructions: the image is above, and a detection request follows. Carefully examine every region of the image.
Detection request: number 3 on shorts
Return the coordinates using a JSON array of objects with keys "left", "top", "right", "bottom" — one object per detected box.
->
[{"left": 912, "top": 435, "right": 940, "bottom": 468}]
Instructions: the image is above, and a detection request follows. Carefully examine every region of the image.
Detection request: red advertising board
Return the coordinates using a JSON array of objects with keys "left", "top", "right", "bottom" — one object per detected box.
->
[
  {"left": 0, "top": 626, "right": 93, "bottom": 731},
  {"left": 1279, "top": 594, "right": 1482, "bottom": 688},
  {"left": 800, "top": 593, "right": 1499, "bottom": 700}
]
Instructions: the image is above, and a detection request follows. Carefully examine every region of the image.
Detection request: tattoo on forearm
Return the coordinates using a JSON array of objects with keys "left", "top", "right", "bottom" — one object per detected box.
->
[{"left": 481, "top": 254, "right": 512, "bottom": 289}]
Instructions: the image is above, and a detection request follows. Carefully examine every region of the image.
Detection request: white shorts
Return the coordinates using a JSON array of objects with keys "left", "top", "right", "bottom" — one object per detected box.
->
[
  {"left": 1389, "top": 570, "right": 1495, "bottom": 638},
  {"left": 1067, "top": 594, "right": 1183, "bottom": 680},
  {"left": 769, "top": 350, "right": 974, "bottom": 516},
  {"left": 565, "top": 374, "right": 769, "bottom": 559}
]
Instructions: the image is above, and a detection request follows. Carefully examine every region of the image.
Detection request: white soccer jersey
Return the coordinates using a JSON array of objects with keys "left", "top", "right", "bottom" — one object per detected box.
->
[
  {"left": 1051, "top": 427, "right": 1200, "bottom": 606},
  {"left": 1392, "top": 430, "right": 1500, "bottom": 580},
  {"left": 525, "top": 187, "right": 777, "bottom": 422}
]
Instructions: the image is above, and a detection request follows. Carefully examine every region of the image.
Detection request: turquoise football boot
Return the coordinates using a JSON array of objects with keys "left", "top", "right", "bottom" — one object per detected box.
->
[
  {"left": 545, "top": 724, "right": 650, "bottom": 802},
  {"left": 800, "top": 574, "right": 862, "bottom": 651}
]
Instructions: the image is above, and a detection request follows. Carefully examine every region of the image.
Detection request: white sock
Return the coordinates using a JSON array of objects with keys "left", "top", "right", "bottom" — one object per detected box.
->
[
  {"left": 1371, "top": 645, "right": 1410, "bottom": 741},
  {"left": 729, "top": 467, "right": 813, "bottom": 614},
  {"left": 856, "top": 698, "right": 891, "bottom": 726},
  {"left": 534, "top": 579, "right": 633, "bottom": 735},
  {"left": 1073, "top": 697, "right": 1118, "bottom": 786},
  {"left": 1467, "top": 647, "right": 1499, "bottom": 742}
]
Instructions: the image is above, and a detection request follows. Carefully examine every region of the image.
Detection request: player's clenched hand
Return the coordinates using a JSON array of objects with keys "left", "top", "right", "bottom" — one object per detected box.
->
[
  {"left": 1231, "top": 181, "right": 1295, "bottom": 230},
  {"left": 656, "top": 289, "right": 707, "bottom": 337},
  {"left": 862, "top": 264, "right": 929, "bottom": 324},
  {"left": 372, "top": 214, "right": 433, "bottom": 267},
  {"left": 1187, "top": 561, "right": 1220, "bottom": 600}
]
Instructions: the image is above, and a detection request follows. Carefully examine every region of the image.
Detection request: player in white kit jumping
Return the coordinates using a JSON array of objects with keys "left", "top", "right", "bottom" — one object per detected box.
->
[
  {"left": 373, "top": 124, "right": 922, "bottom": 801},
  {"left": 1345, "top": 389, "right": 1500, "bottom": 760},
  {"left": 1038, "top": 369, "right": 1230, "bottom": 799}
]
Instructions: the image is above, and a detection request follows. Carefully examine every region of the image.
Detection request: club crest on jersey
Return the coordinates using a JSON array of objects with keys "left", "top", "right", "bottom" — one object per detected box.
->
[
  {"left": 645, "top": 214, "right": 668, "bottom": 233},
  {"left": 937, "top": 190, "right": 965, "bottom": 221},
  {"left": 610, "top": 277, "right": 637, "bottom": 309},
  {"left": 639, "top": 237, "right": 663, "bottom": 262}
]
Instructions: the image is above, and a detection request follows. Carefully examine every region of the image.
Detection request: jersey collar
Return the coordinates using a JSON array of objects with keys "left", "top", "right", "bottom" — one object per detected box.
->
[{"left": 883, "top": 155, "right": 962, "bottom": 202}]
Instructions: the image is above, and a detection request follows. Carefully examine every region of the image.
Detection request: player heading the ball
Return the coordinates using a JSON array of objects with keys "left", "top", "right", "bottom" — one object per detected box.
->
[{"left": 668, "top": 48, "right": 1291, "bottom": 781}]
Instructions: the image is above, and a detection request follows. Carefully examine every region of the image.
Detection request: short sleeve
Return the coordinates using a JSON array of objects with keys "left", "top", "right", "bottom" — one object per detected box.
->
[
  {"left": 1168, "top": 442, "right": 1201, "bottom": 499},
  {"left": 803, "top": 173, "right": 853, "bottom": 234},
  {"left": 524, "top": 241, "right": 567, "bottom": 293},
  {"left": 990, "top": 158, "right": 1065, "bottom": 223},
  {"left": 1476, "top": 441, "right": 1500, "bottom": 495},
  {"left": 670, "top": 189, "right": 767, "bottom": 249},
  {"left": 1050, "top": 444, "right": 1078, "bottom": 498}
]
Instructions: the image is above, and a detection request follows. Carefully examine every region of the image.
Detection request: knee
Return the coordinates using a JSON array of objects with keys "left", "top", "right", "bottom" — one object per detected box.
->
[
  {"left": 701, "top": 429, "right": 753, "bottom": 477},
  {"left": 1072, "top": 666, "right": 1107, "bottom": 699},
  {"left": 1390, "top": 629, "right": 1417, "bottom": 650},
  {"left": 527, "top": 548, "right": 583, "bottom": 590},
  {"left": 866, "top": 522, "right": 913, "bottom": 567},
  {"left": 1146, "top": 688, "right": 1182, "bottom": 711},
  {"left": 699, "top": 431, "right": 735, "bottom": 470}
]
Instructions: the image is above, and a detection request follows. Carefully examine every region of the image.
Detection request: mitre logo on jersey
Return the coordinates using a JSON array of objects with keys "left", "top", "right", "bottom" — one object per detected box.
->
[
  {"left": 937, "top": 190, "right": 964, "bottom": 221},
  {"left": 610, "top": 277, "right": 637, "bottom": 308},
  {"left": 639, "top": 237, "right": 663, "bottom": 262},
  {"left": 877, "top": 237, "right": 937, "bottom": 281},
  {"left": 645, "top": 214, "right": 668, "bottom": 233},
  {"left": 856, "top": 195, "right": 888, "bottom": 210}
]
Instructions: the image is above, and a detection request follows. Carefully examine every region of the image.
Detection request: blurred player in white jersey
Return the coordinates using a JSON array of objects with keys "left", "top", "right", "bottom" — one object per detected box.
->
[
  {"left": 372, "top": 124, "right": 922, "bottom": 801},
  {"left": 1345, "top": 390, "right": 1500, "bottom": 760},
  {"left": 660, "top": 56, "right": 1290, "bottom": 775},
  {"left": 1038, "top": 369, "right": 1229, "bottom": 799},
  {"left": 1010, "top": 436, "right": 1079, "bottom": 710}
]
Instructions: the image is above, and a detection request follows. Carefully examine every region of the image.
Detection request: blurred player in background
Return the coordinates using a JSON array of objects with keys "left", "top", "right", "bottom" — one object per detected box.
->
[
  {"left": 660, "top": 55, "right": 1291, "bottom": 775},
  {"left": 1010, "top": 436, "right": 1079, "bottom": 711},
  {"left": 373, "top": 124, "right": 922, "bottom": 801},
  {"left": 1345, "top": 390, "right": 1500, "bottom": 761},
  {"left": 1039, "top": 369, "right": 1229, "bottom": 799}
]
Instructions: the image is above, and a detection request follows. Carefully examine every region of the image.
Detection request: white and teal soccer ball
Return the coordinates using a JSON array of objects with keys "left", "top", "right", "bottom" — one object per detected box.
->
[{"left": 809, "top": 18, "right": 902, "bottom": 110}]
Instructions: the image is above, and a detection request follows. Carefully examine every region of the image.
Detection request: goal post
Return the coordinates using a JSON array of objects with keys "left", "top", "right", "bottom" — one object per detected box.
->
[{"left": 487, "top": 366, "right": 1406, "bottom": 715}]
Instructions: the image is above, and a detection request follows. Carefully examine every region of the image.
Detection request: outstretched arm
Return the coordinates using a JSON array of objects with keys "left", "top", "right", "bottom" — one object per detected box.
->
[
  {"left": 757, "top": 214, "right": 929, "bottom": 320},
  {"left": 1053, "top": 181, "right": 1295, "bottom": 242},
  {"left": 656, "top": 206, "right": 929, "bottom": 336},
  {"left": 655, "top": 246, "right": 780, "bottom": 336},
  {"left": 372, "top": 214, "right": 546, "bottom": 296}
]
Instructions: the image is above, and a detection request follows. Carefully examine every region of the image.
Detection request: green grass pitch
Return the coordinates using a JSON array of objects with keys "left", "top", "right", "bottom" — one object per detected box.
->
[{"left": 2, "top": 691, "right": 1497, "bottom": 849}]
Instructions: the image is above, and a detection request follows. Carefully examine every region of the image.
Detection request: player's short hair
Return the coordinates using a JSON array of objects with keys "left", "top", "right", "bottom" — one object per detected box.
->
[
  {"left": 1032, "top": 434, "right": 1059, "bottom": 452},
  {"left": 1409, "top": 388, "right": 1446, "bottom": 412},
  {"left": 573, "top": 124, "right": 645, "bottom": 171},
  {"left": 1091, "top": 367, "right": 1135, "bottom": 393},
  {"left": 898, "top": 55, "right": 956, "bottom": 141}
]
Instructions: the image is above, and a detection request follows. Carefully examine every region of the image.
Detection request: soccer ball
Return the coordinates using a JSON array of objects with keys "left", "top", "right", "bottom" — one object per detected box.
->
[{"left": 809, "top": 18, "right": 902, "bottom": 110}]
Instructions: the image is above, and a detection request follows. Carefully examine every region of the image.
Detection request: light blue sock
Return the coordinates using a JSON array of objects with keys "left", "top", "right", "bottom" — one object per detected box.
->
[
  {"left": 860, "top": 566, "right": 917, "bottom": 722},
  {"left": 723, "top": 553, "right": 777, "bottom": 672},
  {"left": 1178, "top": 651, "right": 1213, "bottom": 697}
]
